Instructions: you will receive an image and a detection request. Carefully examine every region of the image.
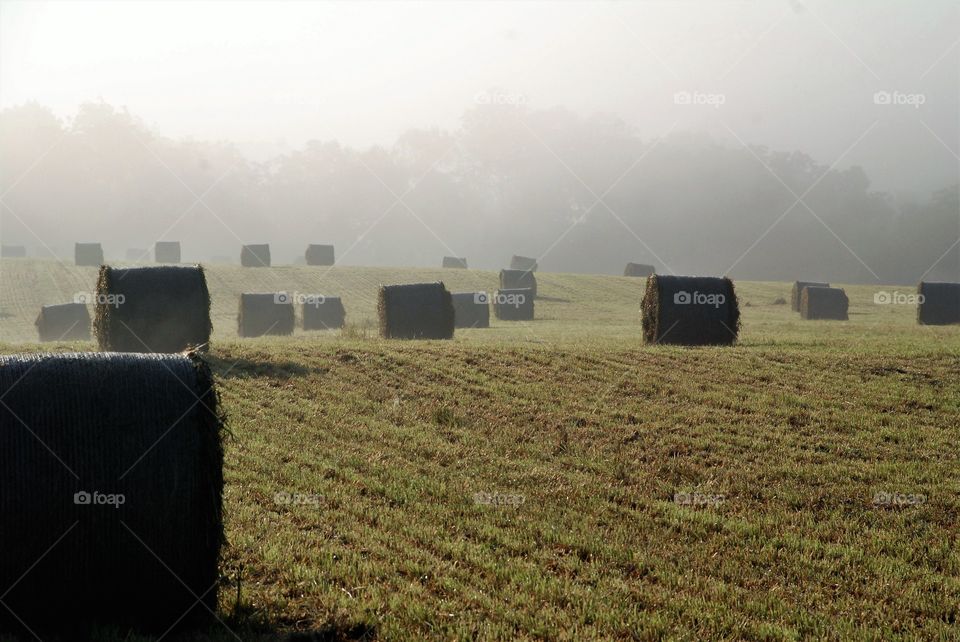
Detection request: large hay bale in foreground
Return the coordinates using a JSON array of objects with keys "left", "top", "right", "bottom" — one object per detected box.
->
[
  {"left": 75, "top": 242, "right": 104, "bottom": 267},
  {"left": 301, "top": 295, "right": 346, "bottom": 330},
  {"left": 917, "top": 282, "right": 960, "bottom": 325},
  {"left": 791, "top": 280, "right": 829, "bottom": 312},
  {"left": 451, "top": 292, "right": 490, "bottom": 328},
  {"left": 510, "top": 255, "right": 538, "bottom": 272},
  {"left": 493, "top": 288, "right": 534, "bottom": 321},
  {"left": 1, "top": 245, "right": 26, "bottom": 258},
  {"left": 94, "top": 265, "right": 211, "bottom": 352},
  {"left": 238, "top": 293, "right": 294, "bottom": 337},
  {"left": 500, "top": 269, "right": 537, "bottom": 298},
  {"left": 442, "top": 256, "right": 468, "bottom": 269},
  {"left": 305, "top": 244, "right": 335, "bottom": 266},
  {"left": 624, "top": 262, "right": 655, "bottom": 277},
  {"left": 0, "top": 352, "right": 223, "bottom": 635},
  {"left": 240, "top": 244, "right": 271, "bottom": 267},
  {"left": 155, "top": 241, "right": 181, "bottom": 263},
  {"left": 641, "top": 275, "right": 740, "bottom": 345},
  {"left": 35, "top": 303, "right": 91, "bottom": 342},
  {"left": 377, "top": 282, "right": 454, "bottom": 339},
  {"left": 800, "top": 286, "right": 849, "bottom": 320}
]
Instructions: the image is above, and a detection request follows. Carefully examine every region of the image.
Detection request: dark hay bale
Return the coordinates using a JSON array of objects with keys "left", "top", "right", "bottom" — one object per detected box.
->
[
  {"left": 916, "top": 282, "right": 960, "bottom": 325},
  {"left": 451, "top": 292, "right": 490, "bottom": 328},
  {"left": 305, "top": 244, "right": 335, "bottom": 266},
  {"left": 94, "top": 265, "right": 211, "bottom": 352},
  {"left": 800, "top": 286, "right": 849, "bottom": 320},
  {"left": 510, "top": 255, "right": 538, "bottom": 272},
  {"left": 623, "top": 262, "right": 655, "bottom": 277},
  {"left": 302, "top": 296, "right": 346, "bottom": 330},
  {"left": 238, "top": 293, "right": 294, "bottom": 337},
  {"left": 240, "top": 244, "right": 271, "bottom": 267},
  {"left": 1, "top": 245, "right": 26, "bottom": 258},
  {"left": 75, "top": 242, "right": 104, "bottom": 267},
  {"left": 377, "top": 282, "right": 454, "bottom": 339},
  {"left": 499, "top": 269, "right": 537, "bottom": 298},
  {"left": 155, "top": 241, "right": 181, "bottom": 263},
  {"left": 0, "top": 351, "right": 223, "bottom": 636},
  {"left": 493, "top": 288, "right": 534, "bottom": 321},
  {"left": 641, "top": 275, "right": 740, "bottom": 346},
  {"left": 791, "top": 281, "right": 829, "bottom": 312},
  {"left": 125, "top": 248, "right": 147, "bottom": 261},
  {"left": 442, "top": 256, "right": 468, "bottom": 269},
  {"left": 35, "top": 303, "right": 91, "bottom": 342}
]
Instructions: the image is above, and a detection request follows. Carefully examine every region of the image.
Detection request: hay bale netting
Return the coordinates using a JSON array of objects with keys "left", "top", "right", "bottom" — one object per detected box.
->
[
  {"left": 94, "top": 265, "right": 211, "bottom": 352},
  {"left": 791, "top": 281, "right": 829, "bottom": 312},
  {"left": 917, "top": 282, "right": 960, "bottom": 325},
  {"left": 75, "top": 242, "right": 104, "bottom": 267},
  {"left": 125, "top": 248, "right": 147, "bottom": 261},
  {"left": 1, "top": 245, "right": 26, "bottom": 258},
  {"left": 641, "top": 275, "right": 740, "bottom": 346},
  {"left": 240, "top": 244, "right": 271, "bottom": 267},
  {"left": 493, "top": 288, "right": 534, "bottom": 321},
  {"left": 377, "top": 282, "right": 454, "bottom": 339},
  {"left": 302, "top": 295, "right": 346, "bottom": 330},
  {"left": 800, "top": 286, "right": 849, "bottom": 320},
  {"left": 624, "top": 262, "right": 655, "bottom": 277},
  {"left": 510, "top": 255, "right": 538, "bottom": 272},
  {"left": 305, "top": 244, "right": 335, "bottom": 266},
  {"left": 238, "top": 293, "right": 295, "bottom": 337},
  {"left": 35, "top": 303, "right": 91, "bottom": 342},
  {"left": 0, "top": 352, "right": 223, "bottom": 635},
  {"left": 500, "top": 269, "right": 538, "bottom": 298},
  {"left": 442, "top": 256, "right": 468, "bottom": 269},
  {"left": 155, "top": 241, "right": 181, "bottom": 263},
  {"left": 451, "top": 292, "right": 490, "bottom": 328}
]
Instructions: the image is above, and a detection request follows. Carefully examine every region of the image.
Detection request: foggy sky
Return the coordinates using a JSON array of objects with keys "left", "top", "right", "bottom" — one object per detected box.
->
[{"left": 1, "top": 0, "right": 957, "bottom": 194}]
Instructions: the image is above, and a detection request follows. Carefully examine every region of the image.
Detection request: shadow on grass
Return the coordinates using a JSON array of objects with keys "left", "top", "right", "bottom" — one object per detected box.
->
[{"left": 206, "top": 356, "right": 330, "bottom": 380}]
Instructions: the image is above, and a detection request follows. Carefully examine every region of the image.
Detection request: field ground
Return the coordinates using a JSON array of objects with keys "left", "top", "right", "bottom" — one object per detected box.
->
[{"left": 0, "top": 258, "right": 958, "bottom": 640}]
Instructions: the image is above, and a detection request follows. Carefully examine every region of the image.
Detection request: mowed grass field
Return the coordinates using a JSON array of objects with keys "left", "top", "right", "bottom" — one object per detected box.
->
[{"left": 1, "top": 258, "right": 958, "bottom": 640}]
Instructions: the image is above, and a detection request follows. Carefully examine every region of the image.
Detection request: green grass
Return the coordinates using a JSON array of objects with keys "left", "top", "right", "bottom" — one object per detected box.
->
[{"left": 1, "top": 258, "right": 958, "bottom": 640}]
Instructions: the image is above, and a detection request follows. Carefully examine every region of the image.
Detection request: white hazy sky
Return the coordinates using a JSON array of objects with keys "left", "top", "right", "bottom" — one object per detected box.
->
[{"left": 1, "top": 0, "right": 957, "bottom": 192}]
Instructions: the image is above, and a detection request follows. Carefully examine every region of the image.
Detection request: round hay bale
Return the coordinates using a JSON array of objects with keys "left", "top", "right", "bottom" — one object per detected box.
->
[
  {"left": 75, "top": 242, "right": 104, "bottom": 267},
  {"left": 301, "top": 295, "right": 346, "bottom": 330},
  {"left": 238, "top": 293, "right": 295, "bottom": 337},
  {"left": 800, "top": 286, "right": 848, "bottom": 320},
  {"left": 240, "top": 244, "right": 271, "bottom": 267},
  {"left": 499, "top": 269, "right": 537, "bottom": 298},
  {"left": 451, "top": 292, "right": 490, "bottom": 328},
  {"left": 641, "top": 275, "right": 740, "bottom": 345},
  {"left": 377, "top": 282, "right": 454, "bottom": 339},
  {"left": 442, "top": 256, "right": 468, "bottom": 269},
  {"left": 154, "top": 241, "right": 181, "bottom": 264},
  {"left": 0, "top": 351, "right": 223, "bottom": 635},
  {"left": 510, "top": 255, "right": 538, "bottom": 272},
  {"left": 791, "top": 281, "right": 829, "bottom": 312},
  {"left": 916, "top": 282, "right": 960, "bottom": 325},
  {"left": 492, "top": 288, "right": 534, "bottom": 321},
  {"left": 624, "top": 262, "right": 655, "bottom": 277},
  {"left": 305, "top": 244, "right": 335, "bottom": 266},
  {"left": 35, "top": 303, "right": 91, "bottom": 342},
  {"left": 94, "top": 265, "right": 211, "bottom": 353}
]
